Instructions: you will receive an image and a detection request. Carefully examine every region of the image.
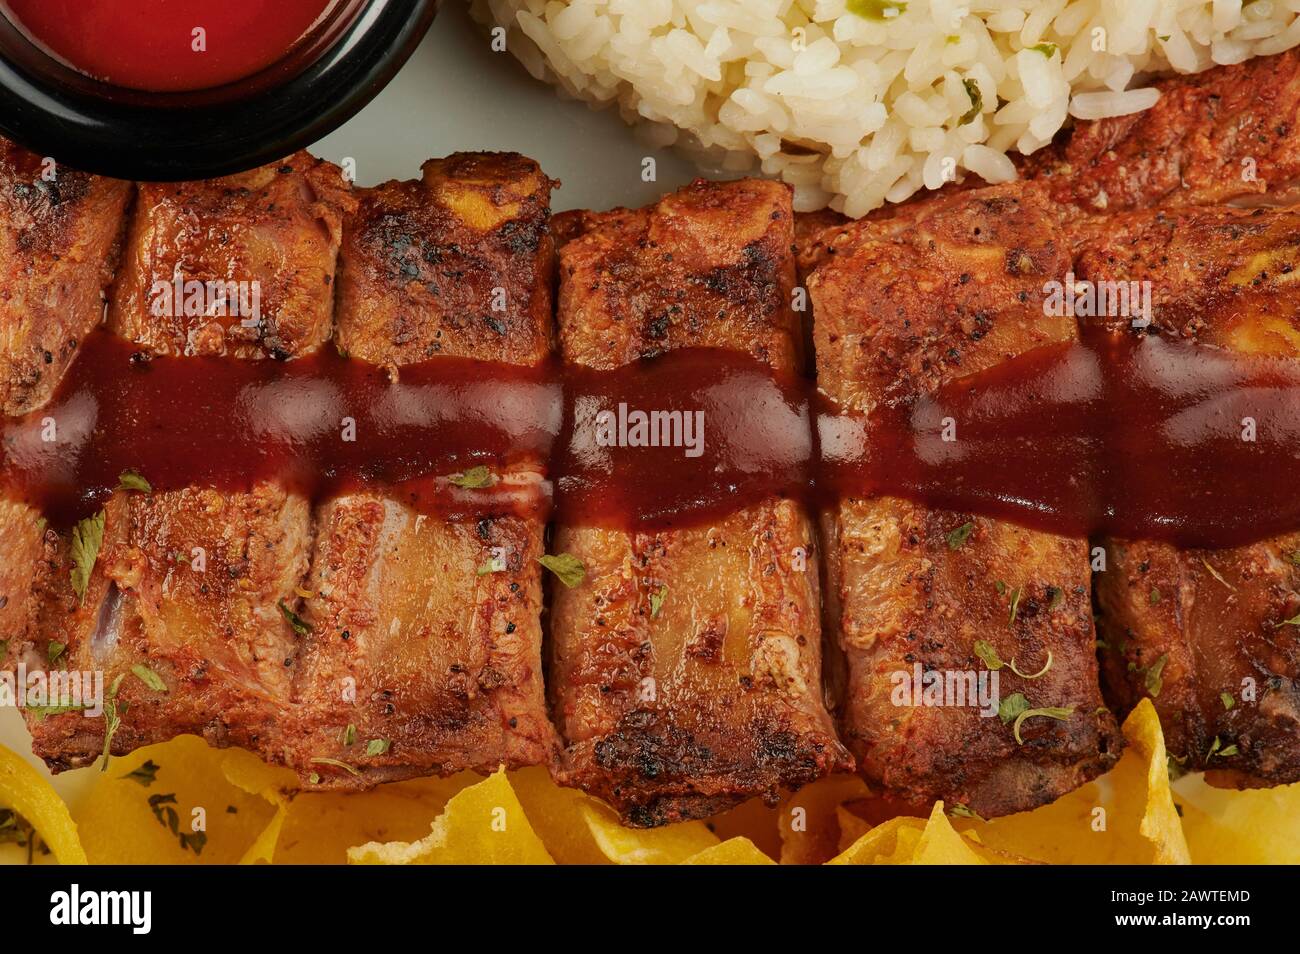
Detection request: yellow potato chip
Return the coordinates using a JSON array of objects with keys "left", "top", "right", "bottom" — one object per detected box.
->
[
  {"left": 680, "top": 837, "right": 776, "bottom": 865},
  {"left": 73, "top": 736, "right": 276, "bottom": 865},
  {"left": 1176, "top": 776, "right": 1300, "bottom": 864},
  {"left": 827, "top": 816, "right": 927, "bottom": 865},
  {"left": 912, "top": 802, "right": 987, "bottom": 865},
  {"left": 952, "top": 700, "right": 1190, "bottom": 864},
  {"left": 708, "top": 796, "right": 782, "bottom": 861},
  {"left": 348, "top": 769, "right": 553, "bottom": 865},
  {"left": 835, "top": 804, "right": 874, "bottom": 854},
  {"left": 0, "top": 742, "right": 86, "bottom": 865},
  {"left": 580, "top": 801, "right": 719, "bottom": 864},
  {"left": 509, "top": 765, "right": 610, "bottom": 865},
  {"left": 778, "top": 775, "right": 872, "bottom": 865}
]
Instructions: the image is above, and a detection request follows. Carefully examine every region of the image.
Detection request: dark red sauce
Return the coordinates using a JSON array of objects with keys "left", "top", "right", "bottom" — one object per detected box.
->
[
  {"left": 2, "top": 0, "right": 343, "bottom": 92},
  {"left": 3, "top": 327, "right": 1300, "bottom": 548}
]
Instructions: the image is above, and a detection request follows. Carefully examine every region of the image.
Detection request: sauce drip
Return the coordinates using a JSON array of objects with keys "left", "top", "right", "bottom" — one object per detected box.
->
[
  {"left": 3, "top": 327, "right": 1300, "bottom": 548},
  {"left": 2, "top": 0, "right": 342, "bottom": 92}
]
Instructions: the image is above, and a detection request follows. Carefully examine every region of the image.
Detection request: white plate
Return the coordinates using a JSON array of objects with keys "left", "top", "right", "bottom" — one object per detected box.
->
[{"left": 0, "top": 2, "right": 714, "bottom": 813}]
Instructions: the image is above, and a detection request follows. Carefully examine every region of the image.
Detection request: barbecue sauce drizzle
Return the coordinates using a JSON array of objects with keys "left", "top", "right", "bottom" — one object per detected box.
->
[{"left": 3, "top": 327, "right": 1299, "bottom": 548}]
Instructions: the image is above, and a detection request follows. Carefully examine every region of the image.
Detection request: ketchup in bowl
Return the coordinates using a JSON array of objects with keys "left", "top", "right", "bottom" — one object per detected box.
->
[
  {"left": 0, "top": 0, "right": 438, "bottom": 180},
  {"left": 2, "top": 0, "right": 341, "bottom": 93}
]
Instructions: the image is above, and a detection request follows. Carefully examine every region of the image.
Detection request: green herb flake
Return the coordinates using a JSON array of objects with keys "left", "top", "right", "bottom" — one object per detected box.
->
[
  {"left": 846, "top": 0, "right": 908, "bottom": 21},
  {"left": 1220, "top": 691, "right": 1235, "bottom": 711},
  {"left": 947, "top": 803, "right": 986, "bottom": 822},
  {"left": 131, "top": 664, "right": 168, "bottom": 693},
  {"left": 342, "top": 724, "right": 357, "bottom": 747},
  {"left": 69, "top": 510, "right": 106, "bottom": 604},
  {"left": 946, "top": 520, "right": 975, "bottom": 550},
  {"left": 1149, "top": 586, "right": 1161, "bottom": 605},
  {"left": 974, "top": 639, "right": 1004, "bottom": 671},
  {"left": 476, "top": 558, "right": 504, "bottom": 576},
  {"left": 47, "top": 641, "right": 66, "bottom": 666},
  {"left": 448, "top": 465, "right": 495, "bottom": 489},
  {"left": 998, "top": 692, "right": 1029, "bottom": 725},
  {"left": 123, "top": 759, "right": 160, "bottom": 787},
  {"left": 1278, "top": 611, "right": 1300, "bottom": 627},
  {"left": 278, "top": 599, "right": 312, "bottom": 636},
  {"left": 147, "top": 792, "right": 206, "bottom": 856},
  {"left": 309, "top": 756, "right": 360, "bottom": 778},
  {"left": 365, "top": 738, "right": 391, "bottom": 757},
  {"left": 1029, "top": 42, "right": 1059, "bottom": 57},
  {"left": 100, "top": 673, "right": 125, "bottom": 772},
  {"left": 117, "top": 470, "right": 152, "bottom": 494},
  {"left": 649, "top": 585, "right": 667, "bottom": 618},
  {"left": 994, "top": 579, "right": 1007, "bottom": 596},
  {"left": 959, "top": 79, "right": 982, "bottom": 125},
  {"left": 537, "top": 553, "right": 585, "bottom": 588},
  {"left": 1012, "top": 704, "right": 1075, "bottom": 745},
  {"left": 1145, "top": 653, "right": 1168, "bottom": 698},
  {"left": 1010, "top": 649, "right": 1053, "bottom": 681},
  {"left": 1007, "top": 586, "right": 1022, "bottom": 626}
]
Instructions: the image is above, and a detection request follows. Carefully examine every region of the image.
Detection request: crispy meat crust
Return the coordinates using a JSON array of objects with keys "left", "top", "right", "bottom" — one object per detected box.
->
[
  {"left": 809, "top": 183, "right": 1121, "bottom": 817},
  {"left": 551, "top": 179, "right": 851, "bottom": 826},
  {"left": 0, "top": 142, "right": 131, "bottom": 416},
  {"left": 1023, "top": 50, "right": 1300, "bottom": 212},
  {"left": 283, "top": 154, "right": 559, "bottom": 788},
  {"left": 108, "top": 152, "right": 352, "bottom": 358},
  {"left": 1080, "top": 205, "right": 1300, "bottom": 786}
]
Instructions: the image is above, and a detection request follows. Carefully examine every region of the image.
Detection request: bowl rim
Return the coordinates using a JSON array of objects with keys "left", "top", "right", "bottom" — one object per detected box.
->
[{"left": 0, "top": 0, "right": 439, "bottom": 181}]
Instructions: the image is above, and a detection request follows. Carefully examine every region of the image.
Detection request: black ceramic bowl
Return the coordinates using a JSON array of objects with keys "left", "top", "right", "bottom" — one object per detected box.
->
[{"left": 0, "top": 0, "right": 438, "bottom": 181}]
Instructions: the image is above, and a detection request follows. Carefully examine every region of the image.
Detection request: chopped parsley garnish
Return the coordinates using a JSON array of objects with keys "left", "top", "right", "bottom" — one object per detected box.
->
[
  {"left": 448, "top": 465, "right": 495, "bottom": 489},
  {"left": 537, "top": 553, "right": 585, "bottom": 588},
  {"left": 974, "top": 639, "right": 1004, "bottom": 671},
  {"left": 69, "top": 510, "right": 106, "bottom": 604},
  {"left": 100, "top": 673, "right": 125, "bottom": 773},
  {"left": 998, "top": 692, "right": 1029, "bottom": 724},
  {"left": 1007, "top": 586, "right": 1022, "bottom": 626},
  {"left": 147, "top": 792, "right": 206, "bottom": 856},
  {"left": 342, "top": 724, "right": 357, "bottom": 747},
  {"left": 278, "top": 599, "right": 312, "bottom": 636},
  {"left": 365, "top": 738, "right": 391, "bottom": 757},
  {"left": 1145, "top": 654, "right": 1168, "bottom": 698},
  {"left": 47, "top": 641, "right": 65, "bottom": 666},
  {"left": 1029, "top": 42, "right": 1058, "bottom": 57},
  {"left": 309, "top": 756, "right": 360, "bottom": 777},
  {"left": 1012, "top": 704, "right": 1075, "bottom": 745},
  {"left": 959, "top": 79, "right": 982, "bottom": 125},
  {"left": 847, "top": 0, "right": 908, "bottom": 21},
  {"left": 1010, "top": 649, "right": 1053, "bottom": 680},
  {"left": 123, "top": 760, "right": 160, "bottom": 787},
  {"left": 650, "top": 585, "right": 667, "bottom": 618},
  {"left": 117, "top": 470, "right": 152, "bottom": 494},
  {"left": 1220, "top": 691, "right": 1235, "bottom": 711},
  {"left": 946, "top": 521, "right": 975, "bottom": 550},
  {"left": 131, "top": 664, "right": 168, "bottom": 693}
]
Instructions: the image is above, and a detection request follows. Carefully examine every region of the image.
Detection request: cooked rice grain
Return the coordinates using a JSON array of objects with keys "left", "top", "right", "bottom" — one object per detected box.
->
[{"left": 470, "top": 0, "right": 1300, "bottom": 217}]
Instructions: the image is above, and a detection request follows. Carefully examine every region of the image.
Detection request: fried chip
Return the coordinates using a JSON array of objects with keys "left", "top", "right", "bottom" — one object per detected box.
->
[
  {"left": 951, "top": 700, "right": 1190, "bottom": 864},
  {"left": 778, "top": 775, "right": 872, "bottom": 865},
  {"left": 509, "top": 765, "right": 610, "bottom": 865},
  {"left": 709, "top": 796, "right": 782, "bottom": 861},
  {"left": 680, "top": 837, "right": 776, "bottom": 865},
  {"left": 73, "top": 736, "right": 277, "bottom": 864},
  {"left": 0, "top": 742, "right": 86, "bottom": 865},
  {"left": 912, "top": 803, "right": 988, "bottom": 865},
  {"left": 827, "top": 816, "right": 927, "bottom": 865},
  {"left": 1175, "top": 776, "right": 1300, "bottom": 864},
  {"left": 580, "top": 801, "right": 719, "bottom": 864},
  {"left": 347, "top": 768, "right": 553, "bottom": 865}
]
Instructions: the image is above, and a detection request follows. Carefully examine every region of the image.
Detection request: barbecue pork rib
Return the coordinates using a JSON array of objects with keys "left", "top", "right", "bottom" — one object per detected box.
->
[
  {"left": 1080, "top": 204, "right": 1300, "bottom": 788},
  {"left": 282, "top": 153, "right": 560, "bottom": 787},
  {"left": 0, "top": 143, "right": 130, "bottom": 674},
  {"left": 24, "top": 155, "right": 352, "bottom": 769},
  {"left": 808, "top": 183, "right": 1121, "bottom": 818},
  {"left": 548, "top": 178, "right": 852, "bottom": 827}
]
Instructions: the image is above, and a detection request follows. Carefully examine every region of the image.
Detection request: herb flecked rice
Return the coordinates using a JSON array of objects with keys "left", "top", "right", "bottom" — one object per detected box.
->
[{"left": 470, "top": 0, "right": 1300, "bottom": 216}]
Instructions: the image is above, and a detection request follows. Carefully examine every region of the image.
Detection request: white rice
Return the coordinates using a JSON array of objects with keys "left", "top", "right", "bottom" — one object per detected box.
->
[{"left": 468, "top": 0, "right": 1300, "bottom": 217}]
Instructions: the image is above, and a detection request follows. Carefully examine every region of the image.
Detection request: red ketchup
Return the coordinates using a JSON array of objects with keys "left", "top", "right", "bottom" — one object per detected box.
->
[{"left": 2, "top": 0, "right": 342, "bottom": 92}]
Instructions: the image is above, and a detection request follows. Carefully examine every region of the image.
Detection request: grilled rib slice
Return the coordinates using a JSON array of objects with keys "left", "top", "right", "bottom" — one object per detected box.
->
[
  {"left": 1023, "top": 49, "right": 1300, "bottom": 213},
  {"left": 1079, "top": 205, "right": 1300, "bottom": 786},
  {"left": 0, "top": 141, "right": 132, "bottom": 417},
  {"left": 283, "top": 154, "right": 559, "bottom": 788},
  {"left": 550, "top": 179, "right": 851, "bottom": 827},
  {"left": 26, "top": 156, "right": 351, "bottom": 770},
  {"left": 0, "top": 139, "right": 130, "bottom": 676},
  {"left": 809, "top": 183, "right": 1120, "bottom": 817}
]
